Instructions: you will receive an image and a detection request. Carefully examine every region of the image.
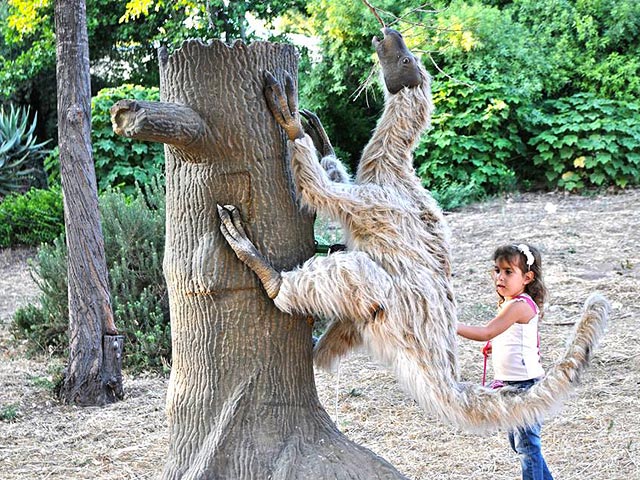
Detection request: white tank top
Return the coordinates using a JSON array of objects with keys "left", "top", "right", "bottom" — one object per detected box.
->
[{"left": 492, "top": 294, "right": 545, "bottom": 381}]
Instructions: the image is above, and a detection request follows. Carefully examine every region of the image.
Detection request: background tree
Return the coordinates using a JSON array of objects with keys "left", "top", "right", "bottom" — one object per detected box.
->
[
  {"left": 55, "top": 0, "right": 123, "bottom": 405},
  {"left": 1, "top": 0, "right": 304, "bottom": 144}
]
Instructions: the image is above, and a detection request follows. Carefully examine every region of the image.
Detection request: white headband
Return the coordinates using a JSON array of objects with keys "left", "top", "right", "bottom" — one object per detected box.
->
[{"left": 515, "top": 244, "right": 534, "bottom": 269}]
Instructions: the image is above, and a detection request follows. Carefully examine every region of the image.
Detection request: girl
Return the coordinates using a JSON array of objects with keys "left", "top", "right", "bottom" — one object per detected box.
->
[{"left": 457, "top": 244, "right": 554, "bottom": 480}]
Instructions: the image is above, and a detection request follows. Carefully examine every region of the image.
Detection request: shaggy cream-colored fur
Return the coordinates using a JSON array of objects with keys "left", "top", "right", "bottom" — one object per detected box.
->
[{"left": 219, "top": 31, "right": 610, "bottom": 432}]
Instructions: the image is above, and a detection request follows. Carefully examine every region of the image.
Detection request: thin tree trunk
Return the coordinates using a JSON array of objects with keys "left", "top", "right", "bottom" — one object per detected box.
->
[
  {"left": 111, "top": 40, "right": 407, "bottom": 478},
  {"left": 55, "top": 0, "right": 122, "bottom": 405}
]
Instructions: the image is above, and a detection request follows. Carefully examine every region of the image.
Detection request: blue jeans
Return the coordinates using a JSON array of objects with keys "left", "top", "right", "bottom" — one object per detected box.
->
[{"left": 505, "top": 379, "right": 554, "bottom": 480}]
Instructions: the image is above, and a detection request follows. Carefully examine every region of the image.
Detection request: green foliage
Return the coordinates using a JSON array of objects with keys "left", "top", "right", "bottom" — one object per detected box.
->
[
  {"left": 508, "top": 0, "right": 640, "bottom": 100},
  {"left": 314, "top": 215, "right": 344, "bottom": 252},
  {"left": 293, "top": 0, "right": 394, "bottom": 167},
  {"left": 293, "top": 0, "right": 640, "bottom": 194},
  {"left": 426, "top": 0, "right": 549, "bottom": 99},
  {"left": 4, "top": 0, "right": 639, "bottom": 202},
  {"left": 0, "top": 105, "right": 49, "bottom": 196},
  {"left": 12, "top": 178, "right": 170, "bottom": 372},
  {"left": 29, "top": 363, "right": 63, "bottom": 392},
  {"left": 42, "top": 145, "right": 59, "bottom": 186},
  {"left": 431, "top": 181, "right": 486, "bottom": 211},
  {"left": 417, "top": 82, "right": 524, "bottom": 196},
  {"left": 0, "top": 403, "right": 20, "bottom": 422},
  {"left": 523, "top": 93, "right": 640, "bottom": 191},
  {"left": 0, "top": 0, "right": 55, "bottom": 99},
  {"left": 91, "top": 84, "right": 165, "bottom": 193},
  {"left": 100, "top": 179, "right": 169, "bottom": 371},
  {"left": 0, "top": 186, "right": 64, "bottom": 247},
  {"left": 12, "top": 236, "right": 73, "bottom": 353},
  {"left": 1, "top": 0, "right": 205, "bottom": 98},
  {"left": 2, "top": 0, "right": 306, "bottom": 144}
]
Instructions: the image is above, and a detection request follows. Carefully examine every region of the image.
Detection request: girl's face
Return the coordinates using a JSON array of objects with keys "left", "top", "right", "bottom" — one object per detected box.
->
[{"left": 492, "top": 258, "right": 533, "bottom": 298}]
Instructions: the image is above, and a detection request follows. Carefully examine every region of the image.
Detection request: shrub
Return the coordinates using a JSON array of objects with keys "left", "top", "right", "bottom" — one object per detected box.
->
[
  {"left": 523, "top": 93, "right": 640, "bottom": 191},
  {"left": 91, "top": 84, "right": 165, "bottom": 193},
  {"left": 12, "top": 177, "right": 170, "bottom": 372},
  {"left": 416, "top": 82, "right": 525, "bottom": 198},
  {"left": 0, "top": 404, "right": 20, "bottom": 422},
  {"left": 0, "top": 187, "right": 64, "bottom": 247},
  {"left": 0, "top": 105, "right": 50, "bottom": 196},
  {"left": 431, "top": 180, "right": 486, "bottom": 212},
  {"left": 43, "top": 146, "right": 60, "bottom": 187}
]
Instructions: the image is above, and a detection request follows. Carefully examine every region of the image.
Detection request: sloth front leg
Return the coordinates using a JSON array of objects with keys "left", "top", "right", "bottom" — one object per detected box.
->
[
  {"left": 273, "top": 251, "right": 390, "bottom": 325},
  {"left": 218, "top": 204, "right": 282, "bottom": 299},
  {"left": 264, "top": 74, "right": 350, "bottom": 185},
  {"left": 265, "top": 72, "right": 364, "bottom": 221}
]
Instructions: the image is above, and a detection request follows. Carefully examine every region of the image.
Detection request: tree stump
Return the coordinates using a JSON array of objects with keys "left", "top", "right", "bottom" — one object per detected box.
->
[
  {"left": 102, "top": 335, "right": 124, "bottom": 401},
  {"left": 111, "top": 39, "right": 407, "bottom": 479}
]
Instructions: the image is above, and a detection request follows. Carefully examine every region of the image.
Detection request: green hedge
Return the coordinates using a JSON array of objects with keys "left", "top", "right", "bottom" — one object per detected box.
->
[
  {"left": 0, "top": 187, "right": 64, "bottom": 247},
  {"left": 416, "top": 82, "right": 525, "bottom": 208},
  {"left": 524, "top": 93, "right": 640, "bottom": 190},
  {"left": 416, "top": 87, "right": 640, "bottom": 206},
  {"left": 91, "top": 84, "right": 165, "bottom": 194}
]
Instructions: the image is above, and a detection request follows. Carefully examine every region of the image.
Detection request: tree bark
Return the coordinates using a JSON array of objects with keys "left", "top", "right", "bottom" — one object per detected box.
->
[
  {"left": 112, "top": 39, "right": 407, "bottom": 479},
  {"left": 55, "top": 0, "right": 122, "bottom": 405}
]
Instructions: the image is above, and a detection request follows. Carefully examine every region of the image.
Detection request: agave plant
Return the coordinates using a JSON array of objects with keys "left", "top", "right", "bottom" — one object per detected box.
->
[{"left": 0, "top": 105, "right": 50, "bottom": 197}]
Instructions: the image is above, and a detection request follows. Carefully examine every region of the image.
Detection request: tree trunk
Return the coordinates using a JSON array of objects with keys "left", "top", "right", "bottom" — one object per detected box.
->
[
  {"left": 111, "top": 40, "right": 407, "bottom": 479},
  {"left": 55, "top": 0, "right": 122, "bottom": 405}
]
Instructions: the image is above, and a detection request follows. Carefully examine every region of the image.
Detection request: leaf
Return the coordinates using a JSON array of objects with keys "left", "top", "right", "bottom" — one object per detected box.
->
[
  {"left": 560, "top": 147, "right": 575, "bottom": 159},
  {"left": 627, "top": 152, "right": 640, "bottom": 165},
  {"left": 131, "top": 143, "right": 148, "bottom": 155},
  {"left": 538, "top": 131, "right": 558, "bottom": 145},
  {"left": 562, "top": 134, "right": 579, "bottom": 146},
  {"left": 595, "top": 152, "right": 612, "bottom": 164},
  {"left": 618, "top": 137, "right": 639, "bottom": 150},
  {"left": 589, "top": 172, "right": 606, "bottom": 185}
]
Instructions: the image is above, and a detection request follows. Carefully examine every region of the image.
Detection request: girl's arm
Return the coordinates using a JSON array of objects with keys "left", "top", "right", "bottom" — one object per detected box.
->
[{"left": 457, "top": 301, "right": 533, "bottom": 342}]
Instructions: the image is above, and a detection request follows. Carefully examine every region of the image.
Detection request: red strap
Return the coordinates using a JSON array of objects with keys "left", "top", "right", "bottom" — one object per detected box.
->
[{"left": 481, "top": 341, "right": 491, "bottom": 386}]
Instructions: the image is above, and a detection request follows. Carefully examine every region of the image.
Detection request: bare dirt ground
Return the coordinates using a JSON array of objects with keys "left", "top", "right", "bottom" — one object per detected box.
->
[{"left": 1, "top": 189, "right": 638, "bottom": 479}]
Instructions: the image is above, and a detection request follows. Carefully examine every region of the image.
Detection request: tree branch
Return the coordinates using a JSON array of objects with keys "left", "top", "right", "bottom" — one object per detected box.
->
[
  {"left": 110, "top": 100, "right": 211, "bottom": 155},
  {"left": 361, "top": 0, "right": 386, "bottom": 27}
]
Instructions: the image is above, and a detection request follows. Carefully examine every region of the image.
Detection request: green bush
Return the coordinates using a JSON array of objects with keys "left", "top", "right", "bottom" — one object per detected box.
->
[
  {"left": 523, "top": 93, "right": 640, "bottom": 191},
  {"left": 43, "top": 146, "right": 60, "bottom": 187},
  {"left": 91, "top": 84, "right": 165, "bottom": 194},
  {"left": 431, "top": 181, "right": 486, "bottom": 212},
  {"left": 416, "top": 82, "right": 525, "bottom": 198},
  {"left": 507, "top": 0, "right": 640, "bottom": 100},
  {"left": 12, "top": 177, "right": 170, "bottom": 372},
  {"left": 427, "top": 0, "right": 550, "bottom": 99},
  {"left": 0, "top": 105, "right": 50, "bottom": 196},
  {"left": 0, "top": 187, "right": 64, "bottom": 247}
]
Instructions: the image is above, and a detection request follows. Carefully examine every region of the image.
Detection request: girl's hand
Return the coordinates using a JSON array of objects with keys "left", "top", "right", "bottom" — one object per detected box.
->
[{"left": 482, "top": 341, "right": 492, "bottom": 356}]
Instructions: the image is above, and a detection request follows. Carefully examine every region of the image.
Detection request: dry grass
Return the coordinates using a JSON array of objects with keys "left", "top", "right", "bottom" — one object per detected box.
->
[{"left": 1, "top": 189, "right": 639, "bottom": 479}]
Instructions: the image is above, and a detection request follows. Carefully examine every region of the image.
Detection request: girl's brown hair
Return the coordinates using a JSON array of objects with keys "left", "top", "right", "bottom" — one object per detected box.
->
[{"left": 493, "top": 244, "right": 547, "bottom": 317}]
